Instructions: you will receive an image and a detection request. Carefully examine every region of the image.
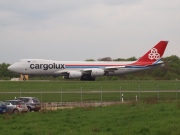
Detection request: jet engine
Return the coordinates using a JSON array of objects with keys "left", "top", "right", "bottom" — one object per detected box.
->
[
  {"left": 63, "top": 71, "right": 82, "bottom": 79},
  {"left": 91, "top": 68, "right": 104, "bottom": 77}
]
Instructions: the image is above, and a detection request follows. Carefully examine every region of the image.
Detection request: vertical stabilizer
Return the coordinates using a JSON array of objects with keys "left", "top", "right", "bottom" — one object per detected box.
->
[{"left": 134, "top": 41, "right": 168, "bottom": 65}]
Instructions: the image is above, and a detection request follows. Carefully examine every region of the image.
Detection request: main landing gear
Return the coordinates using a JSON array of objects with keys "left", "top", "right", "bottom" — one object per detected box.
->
[{"left": 80, "top": 75, "right": 95, "bottom": 81}]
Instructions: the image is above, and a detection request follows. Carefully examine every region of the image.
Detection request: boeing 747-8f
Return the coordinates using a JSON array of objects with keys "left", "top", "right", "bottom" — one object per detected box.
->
[{"left": 8, "top": 41, "right": 168, "bottom": 81}]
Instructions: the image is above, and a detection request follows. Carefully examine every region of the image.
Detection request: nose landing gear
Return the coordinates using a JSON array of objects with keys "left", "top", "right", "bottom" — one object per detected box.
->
[
  {"left": 20, "top": 74, "right": 28, "bottom": 81},
  {"left": 23, "top": 77, "right": 26, "bottom": 81}
]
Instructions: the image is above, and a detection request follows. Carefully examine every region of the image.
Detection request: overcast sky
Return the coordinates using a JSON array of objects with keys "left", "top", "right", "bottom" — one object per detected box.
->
[{"left": 0, "top": 0, "right": 180, "bottom": 63}]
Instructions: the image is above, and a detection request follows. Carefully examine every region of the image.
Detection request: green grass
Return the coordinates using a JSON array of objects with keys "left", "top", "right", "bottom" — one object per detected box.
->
[
  {"left": 1, "top": 101, "right": 180, "bottom": 135},
  {"left": 1, "top": 92, "right": 179, "bottom": 102},
  {"left": 0, "top": 80, "right": 180, "bottom": 102},
  {"left": 1, "top": 81, "right": 180, "bottom": 134},
  {"left": 0, "top": 80, "right": 179, "bottom": 92}
]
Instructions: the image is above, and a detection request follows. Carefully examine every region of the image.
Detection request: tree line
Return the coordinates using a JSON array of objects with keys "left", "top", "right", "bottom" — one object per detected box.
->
[{"left": 0, "top": 55, "right": 180, "bottom": 80}]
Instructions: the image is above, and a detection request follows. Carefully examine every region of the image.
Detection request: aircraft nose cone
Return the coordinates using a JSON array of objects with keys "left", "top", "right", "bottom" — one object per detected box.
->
[
  {"left": 8, "top": 64, "right": 18, "bottom": 72},
  {"left": 8, "top": 65, "right": 13, "bottom": 71}
]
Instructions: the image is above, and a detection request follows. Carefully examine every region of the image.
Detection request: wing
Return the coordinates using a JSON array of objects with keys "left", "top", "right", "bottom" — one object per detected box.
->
[
  {"left": 54, "top": 70, "right": 69, "bottom": 76},
  {"left": 54, "top": 66, "right": 127, "bottom": 76},
  {"left": 104, "top": 66, "right": 125, "bottom": 72}
]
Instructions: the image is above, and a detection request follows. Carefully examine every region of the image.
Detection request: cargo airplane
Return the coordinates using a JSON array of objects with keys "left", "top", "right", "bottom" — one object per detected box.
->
[{"left": 8, "top": 41, "right": 168, "bottom": 81}]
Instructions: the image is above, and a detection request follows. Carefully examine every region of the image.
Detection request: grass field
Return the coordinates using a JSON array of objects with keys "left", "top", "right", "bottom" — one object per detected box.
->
[
  {"left": 0, "top": 80, "right": 180, "bottom": 135},
  {"left": 1, "top": 100, "right": 180, "bottom": 135},
  {"left": 0, "top": 80, "right": 179, "bottom": 92},
  {"left": 0, "top": 80, "right": 179, "bottom": 102}
]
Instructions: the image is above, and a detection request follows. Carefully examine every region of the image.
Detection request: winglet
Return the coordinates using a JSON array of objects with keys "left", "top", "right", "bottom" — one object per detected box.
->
[{"left": 133, "top": 41, "right": 168, "bottom": 66}]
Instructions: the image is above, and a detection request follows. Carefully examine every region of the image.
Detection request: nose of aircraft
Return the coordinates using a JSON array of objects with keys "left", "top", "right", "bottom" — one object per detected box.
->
[
  {"left": 8, "top": 64, "right": 18, "bottom": 72},
  {"left": 7, "top": 65, "right": 13, "bottom": 71}
]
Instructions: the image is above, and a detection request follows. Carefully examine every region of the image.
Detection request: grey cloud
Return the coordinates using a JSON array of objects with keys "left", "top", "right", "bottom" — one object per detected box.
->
[{"left": 0, "top": 0, "right": 179, "bottom": 63}]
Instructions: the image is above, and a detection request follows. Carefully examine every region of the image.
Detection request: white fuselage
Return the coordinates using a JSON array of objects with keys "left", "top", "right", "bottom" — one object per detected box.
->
[
  {"left": 7, "top": 41, "right": 168, "bottom": 81},
  {"left": 8, "top": 59, "right": 160, "bottom": 76}
]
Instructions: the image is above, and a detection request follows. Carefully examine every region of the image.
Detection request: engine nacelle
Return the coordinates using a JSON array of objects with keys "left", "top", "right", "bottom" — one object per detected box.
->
[
  {"left": 91, "top": 68, "right": 104, "bottom": 77},
  {"left": 64, "top": 71, "right": 82, "bottom": 79}
]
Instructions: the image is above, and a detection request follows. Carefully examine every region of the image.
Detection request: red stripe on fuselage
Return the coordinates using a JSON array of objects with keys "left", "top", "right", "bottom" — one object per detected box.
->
[{"left": 65, "top": 64, "right": 124, "bottom": 66}]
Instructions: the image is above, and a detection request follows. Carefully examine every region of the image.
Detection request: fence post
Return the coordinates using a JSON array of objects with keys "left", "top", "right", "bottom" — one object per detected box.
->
[
  {"left": 101, "top": 87, "right": 102, "bottom": 106},
  {"left": 157, "top": 84, "right": 159, "bottom": 99},
  {"left": 122, "top": 94, "right": 124, "bottom": 102},
  {"left": 138, "top": 85, "right": 140, "bottom": 101},
  {"left": 61, "top": 87, "right": 62, "bottom": 105},
  {"left": 175, "top": 84, "right": 177, "bottom": 100},
  {"left": 81, "top": 87, "right": 82, "bottom": 102},
  {"left": 41, "top": 90, "right": 42, "bottom": 103},
  {"left": 138, "top": 81, "right": 141, "bottom": 101},
  {"left": 120, "top": 87, "right": 121, "bottom": 102},
  {"left": 41, "top": 90, "right": 42, "bottom": 108},
  {"left": 20, "top": 88, "right": 21, "bottom": 97}
]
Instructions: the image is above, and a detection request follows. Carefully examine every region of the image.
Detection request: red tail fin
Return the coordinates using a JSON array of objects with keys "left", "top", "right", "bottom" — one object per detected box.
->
[{"left": 134, "top": 41, "right": 168, "bottom": 65}]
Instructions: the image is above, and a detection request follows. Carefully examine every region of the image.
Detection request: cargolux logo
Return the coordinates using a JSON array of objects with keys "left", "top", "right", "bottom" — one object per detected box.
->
[
  {"left": 30, "top": 63, "right": 65, "bottom": 70},
  {"left": 148, "top": 48, "right": 160, "bottom": 60}
]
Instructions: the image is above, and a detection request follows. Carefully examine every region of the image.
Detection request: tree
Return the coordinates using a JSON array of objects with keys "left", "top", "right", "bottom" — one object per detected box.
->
[
  {"left": 113, "top": 57, "right": 137, "bottom": 61},
  {"left": 85, "top": 59, "right": 95, "bottom": 61},
  {"left": 126, "top": 57, "right": 137, "bottom": 61},
  {"left": 0, "top": 63, "right": 18, "bottom": 79},
  {"left": 97, "top": 57, "right": 112, "bottom": 61},
  {"left": 113, "top": 58, "right": 126, "bottom": 61}
]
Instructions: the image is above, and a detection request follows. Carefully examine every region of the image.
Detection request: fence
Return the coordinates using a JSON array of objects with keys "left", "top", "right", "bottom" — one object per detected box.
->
[{"left": 0, "top": 90, "right": 180, "bottom": 103}]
